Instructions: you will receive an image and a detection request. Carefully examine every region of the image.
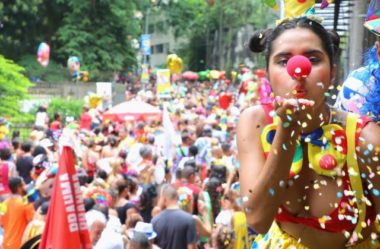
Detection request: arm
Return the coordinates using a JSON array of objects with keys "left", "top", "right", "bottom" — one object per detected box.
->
[
  {"left": 193, "top": 215, "right": 212, "bottom": 237},
  {"left": 237, "top": 105, "right": 301, "bottom": 233}
]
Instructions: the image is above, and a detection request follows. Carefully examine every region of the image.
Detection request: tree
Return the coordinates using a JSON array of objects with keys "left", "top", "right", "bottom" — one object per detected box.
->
[
  {"left": 159, "top": 0, "right": 277, "bottom": 70},
  {"left": 54, "top": 0, "right": 143, "bottom": 79},
  {"left": 0, "top": 0, "right": 65, "bottom": 61},
  {"left": 0, "top": 55, "right": 33, "bottom": 117}
]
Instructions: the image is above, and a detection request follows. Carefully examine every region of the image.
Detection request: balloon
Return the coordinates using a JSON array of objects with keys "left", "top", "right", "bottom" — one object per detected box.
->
[
  {"left": 67, "top": 56, "right": 80, "bottom": 74},
  {"left": 255, "top": 69, "right": 266, "bottom": 79},
  {"left": 241, "top": 67, "right": 250, "bottom": 74},
  {"left": 81, "top": 71, "right": 89, "bottom": 82},
  {"left": 167, "top": 54, "right": 183, "bottom": 74},
  {"left": 219, "top": 92, "right": 232, "bottom": 110},
  {"left": 89, "top": 94, "right": 102, "bottom": 108},
  {"left": 231, "top": 71, "right": 237, "bottom": 80},
  {"left": 209, "top": 70, "right": 220, "bottom": 80},
  {"left": 37, "top": 42, "right": 50, "bottom": 67},
  {"left": 286, "top": 55, "right": 312, "bottom": 79},
  {"left": 218, "top": 71, "right": 226, "bottom": 80},
  {"left": 198, "top": 71, "right": 209, "bottom": 81},
  {"left": 182, "top": 71, "right": 199, "bottom": 81}
]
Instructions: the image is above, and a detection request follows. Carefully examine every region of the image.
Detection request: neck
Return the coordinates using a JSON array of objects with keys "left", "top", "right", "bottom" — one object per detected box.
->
[{"left": 166, "top": 200, "right": 179, "bottom": 210}]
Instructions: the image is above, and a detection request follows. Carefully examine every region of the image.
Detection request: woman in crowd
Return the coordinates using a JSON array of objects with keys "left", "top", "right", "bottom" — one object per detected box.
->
[{"left": 237, "top": 17, "right": 380, "bottom": 248}]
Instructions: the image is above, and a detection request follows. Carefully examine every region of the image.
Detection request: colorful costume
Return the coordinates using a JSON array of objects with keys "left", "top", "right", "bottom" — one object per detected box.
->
[{"left": 252, "top": 104, "right": 379, "bottom": 248}]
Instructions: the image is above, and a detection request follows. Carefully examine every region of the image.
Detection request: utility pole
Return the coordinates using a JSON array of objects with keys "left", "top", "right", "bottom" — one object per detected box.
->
[
  {"left": 218, "top": 0, "right": 223, "bottom": 69},
  {"left": 348, "top": 0, "right": 368, "bottom": 71}
]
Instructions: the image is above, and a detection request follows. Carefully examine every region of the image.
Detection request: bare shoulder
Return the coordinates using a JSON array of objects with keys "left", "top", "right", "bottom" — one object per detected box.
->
[
  {"left": 237, "top": 105, "right": 268, "bottom": 130},
  {"left": 237, "top": 105, "right": 268, "bottom": 154}
]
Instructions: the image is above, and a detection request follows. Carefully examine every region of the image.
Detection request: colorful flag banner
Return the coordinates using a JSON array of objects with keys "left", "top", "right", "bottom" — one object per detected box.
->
[{"left": 39, "top": 146, "right": 92, "bottom": 249}]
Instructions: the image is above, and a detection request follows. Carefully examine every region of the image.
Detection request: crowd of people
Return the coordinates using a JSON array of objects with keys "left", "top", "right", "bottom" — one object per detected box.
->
[{"left": 0, "top": 64, "right": 265, "bottom": 249}]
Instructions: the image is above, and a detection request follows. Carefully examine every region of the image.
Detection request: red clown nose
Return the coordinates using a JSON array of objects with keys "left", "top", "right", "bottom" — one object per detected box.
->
[{"left": 286, "top": 55, "right": 312, "bottom": 79}]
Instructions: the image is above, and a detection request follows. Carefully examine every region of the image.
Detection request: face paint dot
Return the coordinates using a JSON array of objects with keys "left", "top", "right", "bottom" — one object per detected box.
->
[
  {"left": 372, "top": 189, "right": 380, "bottom": 197},
  {"left": 269, "top": 188, "right": 275, "bottom": 196},
  {"left": 337, "top": 192, "right": 342, "bottom": 198}
]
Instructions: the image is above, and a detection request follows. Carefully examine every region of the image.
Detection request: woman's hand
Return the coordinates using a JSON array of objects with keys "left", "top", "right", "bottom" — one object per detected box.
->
[{"left": 274, "top": 96, "right": 315, "bottom": 128}]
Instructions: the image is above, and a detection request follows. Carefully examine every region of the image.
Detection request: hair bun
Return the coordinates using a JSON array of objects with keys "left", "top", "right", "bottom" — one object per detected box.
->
[{"left": 248, "top": 29, "right": 273, "bottom": 53}]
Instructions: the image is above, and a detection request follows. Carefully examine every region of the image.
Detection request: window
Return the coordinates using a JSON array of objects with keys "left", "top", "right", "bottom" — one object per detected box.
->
[{"left": 155, "top": 44, "right": 164, "bottom": 54}]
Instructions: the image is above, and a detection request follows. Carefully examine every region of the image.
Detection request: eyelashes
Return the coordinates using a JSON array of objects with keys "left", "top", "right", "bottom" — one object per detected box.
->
[{"left": 276, "top": 57, "right": 321, "bottom": 67}]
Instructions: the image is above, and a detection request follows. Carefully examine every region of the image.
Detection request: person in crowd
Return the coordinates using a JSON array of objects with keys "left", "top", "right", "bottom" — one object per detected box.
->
[
  {"left": 115, "top": 179, "right": 138, "bottom": 225},
  {"left": 0, "top": 177, "right": 35, "bottom": 249},
  {"left": 128, "top": 221, "right": 160, "bottom": 249},
  {"left": 136, "top": 145, "right": 155, "bottom": 185},
  {"left": 139, "top": 184, "right": 158, "bottom": 223},
  {"left": 237, "top": 16, "right": 380, "bottom": 248},
  {"left": 16, "top": 141, "right": 34, "bottom": 184},
  {"left": 21, "top": 200, "right": 49, "bottom": 246},
  {"left": 128, "top": 232, "right": 151, "bottom": 249},
  {"left": 208, "top": 224, "right": 235, "bottom": 249},
  {"left": 34, "top": 105, "right": 49, "bottom": 130},
  {"left": 80, "top": 105, "right": 93, "bottom": 131},
  {"left": 86, "top": 209, "right": 108, "bottom": 246},
  {"left": 82, "top": 138, "right": 101, "bottom": 183},
  {"left": 152, "top": 184, "right": 197, "bottom": 249},
  {"left": 334, "top": 0, "right": 380, "bottom": 123},
  {"left": 0, "top": 148, "right": 18, "bottom": 198},
  {"left": 50, "top": 112, "right": 62, "bottom": 132}
]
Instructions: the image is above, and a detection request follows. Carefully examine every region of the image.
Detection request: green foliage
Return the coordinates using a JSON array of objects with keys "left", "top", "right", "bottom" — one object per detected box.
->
[
  {"left": 0, "top": 55, "right": 33, "bottom": 118},
  {"left": 18, "top": 54, "right": 68, "bottom": 83},
  {"left": 47, "top": 97, "right": 84, "bottom": 121},
  {"left": 0, "top": 0, "right": 145, "bottom": 81},
  {"left": 160, "top": 0, "right": 277, "bottom": 70},
  {"left": 55, "top": 0, "right": 142, "bottom": 77}
]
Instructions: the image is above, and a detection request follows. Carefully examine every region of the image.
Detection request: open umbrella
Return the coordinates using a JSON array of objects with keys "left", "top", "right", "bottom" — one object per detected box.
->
[
  {"left": 182, "top": 71, "right": 199, "bottom": 81},
  {"left": 103, "top": 100, "right": 162, "bottom": 122}
]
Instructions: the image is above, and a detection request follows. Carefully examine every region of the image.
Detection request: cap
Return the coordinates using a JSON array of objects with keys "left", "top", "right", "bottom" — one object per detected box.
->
[{"left": 128, "top": 222, "right": 157, "bottom": 240}]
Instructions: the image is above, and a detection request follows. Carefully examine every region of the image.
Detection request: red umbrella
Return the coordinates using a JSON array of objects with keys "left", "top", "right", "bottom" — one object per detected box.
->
[
  {"left": 39, "top": 146, "right": 92, "bottom": 249},
  {"left": 182, "top": 71, "right": 199, "bottom": 81},
  {"left": 103, "top": 100, "right": 162, "bottom": 122}
]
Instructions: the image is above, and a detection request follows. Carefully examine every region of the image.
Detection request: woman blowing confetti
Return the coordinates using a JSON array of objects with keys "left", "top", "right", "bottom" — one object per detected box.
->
[{"left": 237, "top": 17, "right": 380, "bottom": 248}]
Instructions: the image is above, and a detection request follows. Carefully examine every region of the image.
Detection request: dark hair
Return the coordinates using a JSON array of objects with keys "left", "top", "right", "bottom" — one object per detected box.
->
[
  {"left": 126, "top": 176, "right": 138, "bottom": 194},
  {"left": 96, "top": 169, "right": 108, "bottom": 181},
  {"left": 53, "top": 112, "right": 60, "bottom": 121},
  {"left": 188, "top": 145, "right": 198, "bottom": 157},
  {"left": 12, "top": 130, "right": 20, "bottom": 140},
  {"left": 0, "top": 148, "right": 12, "bottom": 161},
  {"left": 116, "top": 179, "right": 128, "bottom": 196},
  {"left": 12, "top": 138, "right": 20, "bottom": 150},
  {"left": 248, "top": 17, "right": 340, "bottom": 68},
  {"left": 21, "top": 141, "right": 32, "bottom": 153},
  {"left": 84, "top": 197, "right": 96, "bottom": 212},
  {"left": 8, "top": 176, "right": 23, "bottom": 194},
  {"left": 139, "top": 184, "right": 158, "bottom": 210},
  {"left": 32, "top": 145, "right": 47, "bottom": 157},
  {"left": 206, "top": 177, "right": 223, "bottom": 221}
]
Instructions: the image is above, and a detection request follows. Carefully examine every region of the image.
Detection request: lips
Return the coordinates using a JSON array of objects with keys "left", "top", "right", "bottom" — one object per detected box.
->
[{"left": 293, "top": 85, "right": 307, "bottom": 99}]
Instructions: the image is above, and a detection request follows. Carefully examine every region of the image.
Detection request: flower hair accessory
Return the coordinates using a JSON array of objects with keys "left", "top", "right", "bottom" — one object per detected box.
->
[{"left": 177, "top": 187, "right": 193, "bottom": 209}]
